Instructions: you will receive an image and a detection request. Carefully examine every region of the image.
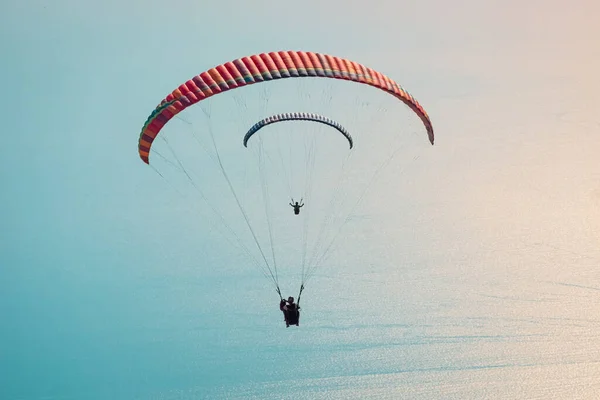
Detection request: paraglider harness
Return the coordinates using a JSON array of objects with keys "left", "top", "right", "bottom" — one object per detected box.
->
[{"left": 278, "top": 285, "right": 304, "bottom": 327}]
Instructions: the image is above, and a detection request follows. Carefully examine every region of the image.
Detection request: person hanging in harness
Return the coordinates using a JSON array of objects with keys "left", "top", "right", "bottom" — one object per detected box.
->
[
  {"left": 289, "top": 198, "right": 304, "bottom": 215},
  {"left": 279, "top": 296, "right": 300, "bottom": 327}
]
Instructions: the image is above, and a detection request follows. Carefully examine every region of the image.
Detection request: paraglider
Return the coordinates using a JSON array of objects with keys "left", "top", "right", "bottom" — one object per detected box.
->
[
  {"left": 280, "top": 296, "right": 300, "bottom": 327},
  {"left": 245, "top": 113, "right": 351, "bottom": 217},
  {"left": 289, "top": 198, "right": 304, "bottom": 215},
  {"left": 137, "top": 50, "right": 435, "bottom": 327}
]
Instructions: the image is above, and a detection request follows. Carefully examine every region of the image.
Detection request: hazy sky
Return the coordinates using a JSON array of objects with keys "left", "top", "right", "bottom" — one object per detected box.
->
[{"left": 2, "top": 0, "right": 600, "bottom": 399}]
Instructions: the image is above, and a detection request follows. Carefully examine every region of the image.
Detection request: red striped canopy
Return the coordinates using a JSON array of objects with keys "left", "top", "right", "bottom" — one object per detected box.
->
[{"left": 138, "top": 51, "right": 434, "bottom": 164}]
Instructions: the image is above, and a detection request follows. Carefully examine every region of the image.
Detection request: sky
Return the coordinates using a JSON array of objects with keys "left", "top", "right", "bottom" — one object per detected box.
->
[{"left": 1, "top": 0, "right": 600, "bottom": 399}]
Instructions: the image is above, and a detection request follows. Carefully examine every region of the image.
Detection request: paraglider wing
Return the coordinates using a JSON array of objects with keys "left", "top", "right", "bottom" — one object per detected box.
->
[
  {"left": 243, "top": 112, "right": 353, "bottom": 149},
  {"left": 138, "top": 51, "right": 434, "bottom": 164}
]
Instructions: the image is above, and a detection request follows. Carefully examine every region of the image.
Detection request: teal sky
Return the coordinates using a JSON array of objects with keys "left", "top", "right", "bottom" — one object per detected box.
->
[{"left": 2, "top": 1, "right": 600, "bottom": 399}]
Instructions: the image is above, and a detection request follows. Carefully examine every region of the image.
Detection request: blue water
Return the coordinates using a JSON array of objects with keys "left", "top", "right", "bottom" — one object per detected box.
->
[{"left": 5, "top": 238, "right": 600, "bottom": 399}]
